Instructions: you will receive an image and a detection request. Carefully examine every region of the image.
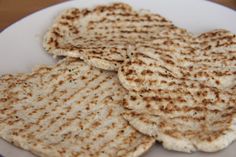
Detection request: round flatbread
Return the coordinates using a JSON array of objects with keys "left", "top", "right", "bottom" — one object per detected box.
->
[{"left": 0, "top": 58, "right": 155, "bottom": 157}]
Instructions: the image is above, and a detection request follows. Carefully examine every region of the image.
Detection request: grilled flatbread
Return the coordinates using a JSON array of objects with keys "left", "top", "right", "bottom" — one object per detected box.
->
[
  {"left": 118, "top": 29, "right": 236, "bottom": 91},
  {"left": 134, "top": 29, "right": 236, "bottom": 66},
  {"left": 118, "top": 29, "right": 236, "bottom": 152},
  {"left": 43, "top": 2, "right": 188, "bottom": 71},
  {"left": 0, "top": 58, "right": 154, "bottom": 157}
]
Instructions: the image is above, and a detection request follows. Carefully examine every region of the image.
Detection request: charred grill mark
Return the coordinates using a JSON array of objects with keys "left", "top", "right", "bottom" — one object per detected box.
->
[
  {"left": 125, "top": 69, "right": 136, "bottom": 75},
  {"left": 141, "top": 70, "right": 154, "bottom": 75}
]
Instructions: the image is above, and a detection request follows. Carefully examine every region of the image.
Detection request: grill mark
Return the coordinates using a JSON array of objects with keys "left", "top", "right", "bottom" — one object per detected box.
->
[
  {"left": 90, "top": 56, "right": 123, "bottom": 64},
  {"left": 89, "top": 18, "right": 170, "bottom": 31},
  {"left": 89, "top": 15, "right": 171, "bottom": 26},
  {"left": 171, "top": 116, "right": 206, "bottom": 121}
]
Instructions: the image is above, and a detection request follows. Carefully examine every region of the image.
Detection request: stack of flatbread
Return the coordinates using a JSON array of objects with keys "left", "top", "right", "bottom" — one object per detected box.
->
[{"left": 1, "top": 2, "right": 236, "bottom": 157}]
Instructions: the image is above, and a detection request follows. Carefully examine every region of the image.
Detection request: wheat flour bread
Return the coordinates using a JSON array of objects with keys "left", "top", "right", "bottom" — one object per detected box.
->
[
  {"left": 0, "top": 57, "right": 155, "bottom": 157},
  {"left": 43, "top": 2, "right": 190, "bottom": 71}
]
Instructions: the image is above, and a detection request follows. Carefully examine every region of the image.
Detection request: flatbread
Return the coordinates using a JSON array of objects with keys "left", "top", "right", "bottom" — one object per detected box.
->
[
  {"left": 118, "top": 29, "right": 236, "bottom": 152},
  {"left": 43, "top": 2, "right": 188, "bottom": 71},
  {"left": 134, "top": 29, "right": 236, "bottom": 66},
  {"left": 118, "top": 29, "right": 236, "bottom": 91},
  {"left": 0, "top": 58, "right": 154, "bottom": 157}
]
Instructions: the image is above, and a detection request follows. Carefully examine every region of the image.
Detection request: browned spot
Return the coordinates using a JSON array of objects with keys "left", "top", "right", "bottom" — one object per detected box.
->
[
  {"left": 141, "top": 70, "right": 154, "bottom": 75},
  {"left": 134, "top": 78, "right": 143, "bottom": 83},
  {"left": 107, "top": 109, "right": 113, "bottom": 117},
  {"left": 58, "top": 147, "right": 66, "bottom": 155},
  {"left": 130, "top": 96, "right": 137, "bottom": 101},
  {"left": 58, "top": 80, "right": 64, "bottom": 85},
  {"left": 164, "top": 130, "right": 181, "bottom": 138},
  {"left": 92, "top": 121, "right": 101, "bottom": 128},
  {"left": 81, "top": 76, "right": 87, "bottom": 80},
  {"left": 215, "top": 80, "right": 220, "bottom": 85},
  {"left": 125, "top": 69, "right": 135, "bottom": 75},
  {"left": 52, "top": 30, "right": 63, "bottom": 38},
  {"left": 98, "top": 134, "right": 104, "bottom": 138}
]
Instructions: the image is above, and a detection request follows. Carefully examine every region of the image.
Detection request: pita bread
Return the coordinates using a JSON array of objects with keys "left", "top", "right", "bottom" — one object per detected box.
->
[
  {"left": 43, "top": 2, "right": 188, "bottom": 70},
  {"left": 0, "top": 58, "right": 154, "bottom": 157},
  {"left": 118, "top": 29, "right": 236, "bottom": 152}
]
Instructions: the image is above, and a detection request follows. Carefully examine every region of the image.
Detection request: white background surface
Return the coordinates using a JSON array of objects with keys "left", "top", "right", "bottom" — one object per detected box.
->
[{"left": 0, "top": 0, "right": 236, "bottom": 156}]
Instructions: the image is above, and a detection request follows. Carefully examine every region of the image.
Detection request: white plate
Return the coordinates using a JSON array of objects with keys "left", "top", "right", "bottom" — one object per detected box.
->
[{"left": 0, "top": 0, "right": 236, "bottom": 156}]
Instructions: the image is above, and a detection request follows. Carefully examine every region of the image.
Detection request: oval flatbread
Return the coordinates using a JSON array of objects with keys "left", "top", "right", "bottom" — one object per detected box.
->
[{"left": 43, "top": 2, "right": 186, "bottom": 71}]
